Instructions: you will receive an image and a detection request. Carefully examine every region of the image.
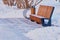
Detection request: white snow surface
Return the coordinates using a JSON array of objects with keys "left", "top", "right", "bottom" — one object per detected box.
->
[
  {"left": 25, "top": 27, "right": 60, "bottom": 40},
  {"left": 0, "top": 0, "right": 31, "bottom": 18},
  {"left": 0, "top": 0, "right": 60, "bottom": 40}
]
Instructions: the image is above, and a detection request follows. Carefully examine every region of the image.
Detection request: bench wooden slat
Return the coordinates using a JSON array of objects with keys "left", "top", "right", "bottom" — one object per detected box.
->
[
  {"left": 31, "top": 14, "right": 45, "bottom": 18},
  {"left": 37, "top": 5, "right": 54, "bottom": 19}
]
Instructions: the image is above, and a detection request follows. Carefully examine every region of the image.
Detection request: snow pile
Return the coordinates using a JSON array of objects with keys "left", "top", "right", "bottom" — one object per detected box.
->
[
  {"left": 25, "top": 27, "right": 60, "bottom": 40},
  {"left": 0, "top": 1, "right": 31, "bottom": 18},
  {"left": 0, "top": 24, "right": 31, "bottom": 40},
  {"left": 0, "top": 18, "right": 42, "bottom": 40},
  {"left": 52, "top": 6, "right": 60, "bottom": 26}
]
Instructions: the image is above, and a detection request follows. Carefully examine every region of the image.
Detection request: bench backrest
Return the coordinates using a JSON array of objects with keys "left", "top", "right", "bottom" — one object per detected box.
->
[{"left": 37, "top": 5, "right": 54, "bottom": 19}]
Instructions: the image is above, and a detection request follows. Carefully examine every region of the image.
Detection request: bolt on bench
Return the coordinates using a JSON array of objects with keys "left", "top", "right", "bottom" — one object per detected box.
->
[{"left": 30, "top": 5, "right": 54, "bottom": 26}]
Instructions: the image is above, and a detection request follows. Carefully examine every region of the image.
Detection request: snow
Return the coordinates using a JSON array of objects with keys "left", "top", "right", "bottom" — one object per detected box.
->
[
  {"left": 0, "top": 18, "right": 42, "bottom": 40},
  {"left": 0, "top": 0, "right": 60, "bottom": 40},
  {"left": 25, "top": 27, "right": 60, "bottom": 40},
  {"left": 0, "top": 1, "right": 31, "bottom": 18},
  {"left": 0, "top": 25, "right": 31, "bottom": 40}
]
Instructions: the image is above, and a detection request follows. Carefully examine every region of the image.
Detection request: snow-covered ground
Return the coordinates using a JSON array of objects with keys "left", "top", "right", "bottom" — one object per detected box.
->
[
  {"left": 25, "top": 27, "right": 60, "bottom": 40},
  {"left": 0, "top": 0, "right": 60, "bottom": 40}
]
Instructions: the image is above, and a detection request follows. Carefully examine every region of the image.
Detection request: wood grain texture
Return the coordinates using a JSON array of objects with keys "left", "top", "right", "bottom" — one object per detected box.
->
[
  {"left": 37, "top": 5, "right": 53, "bottom": 19},
  {"left": 31, "top": 7, "right": 35, "bottom": 14}
]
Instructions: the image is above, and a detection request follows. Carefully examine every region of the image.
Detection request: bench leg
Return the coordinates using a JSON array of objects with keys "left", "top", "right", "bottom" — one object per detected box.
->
[
  {"left": 31, "top": 19, "right": 35, "bottom": 22},
  {"left": 41, "top": 19, "right": 51, "bottom": 26}
]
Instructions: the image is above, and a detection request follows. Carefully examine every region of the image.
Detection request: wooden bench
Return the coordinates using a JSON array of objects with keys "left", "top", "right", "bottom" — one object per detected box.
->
[{"left": 30, "top": 5, "right": 54, "bottom": 26}]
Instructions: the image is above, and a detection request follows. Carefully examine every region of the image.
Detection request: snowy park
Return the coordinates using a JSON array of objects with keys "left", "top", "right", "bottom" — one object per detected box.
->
[{"left": 0, "top": 0, "right": 60, "bottom": 40}]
